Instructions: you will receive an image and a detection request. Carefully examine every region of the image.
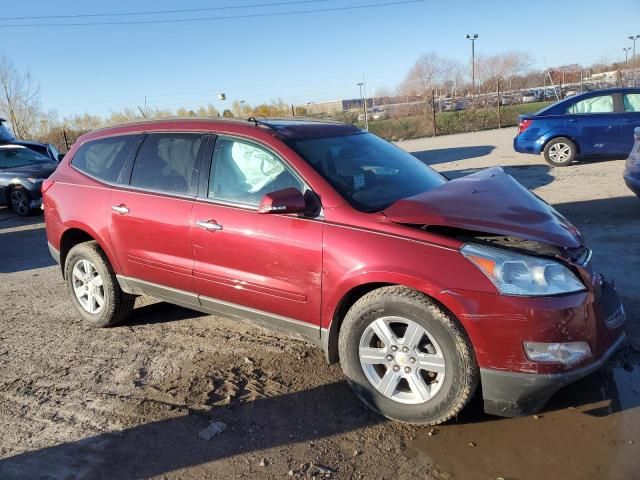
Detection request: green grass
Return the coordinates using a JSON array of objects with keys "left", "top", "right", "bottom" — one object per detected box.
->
[{"left": 360, "top": 101, "right": 553, "bottom": 141}]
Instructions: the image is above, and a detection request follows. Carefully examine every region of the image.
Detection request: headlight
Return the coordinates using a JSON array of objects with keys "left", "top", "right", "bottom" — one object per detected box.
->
[
  {"left": 26, "top": 177, "right": 44, "bottom": 184},
  {"left": 524, "top": 341, "right": 591, "bottom": 366},
  {"left": 461, "top": 243, "right": 585, "bottom": 296}
]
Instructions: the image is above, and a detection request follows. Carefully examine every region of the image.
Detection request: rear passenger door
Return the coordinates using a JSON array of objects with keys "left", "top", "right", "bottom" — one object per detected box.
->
[{"left": 109, "top": 132, "right": 209, "bottom": 295}]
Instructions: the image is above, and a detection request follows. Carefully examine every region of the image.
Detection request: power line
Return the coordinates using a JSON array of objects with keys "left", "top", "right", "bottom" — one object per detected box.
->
[
  {"left": 2, "top": 0, "right": 330, "bottom": 21},
  {"left": 0, "top": 0, "right": 426, "bottom": 28}
]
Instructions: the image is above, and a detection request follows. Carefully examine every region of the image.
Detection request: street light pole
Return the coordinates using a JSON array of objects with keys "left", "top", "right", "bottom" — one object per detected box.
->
[
  {"left": 357, "top": 82, "right": 368, "bottom": 130},
  {"left": 239, "top": 100, "right": 246, "bottom": 117},
  {"left": 629, "top": 35, "right": 640, "bottom": 66},
  {"left": 624, "top": 47, "right": 631, "bottom": 71},
  {"left": 465, "top": 33, "right": 479, "bottom": 100}
]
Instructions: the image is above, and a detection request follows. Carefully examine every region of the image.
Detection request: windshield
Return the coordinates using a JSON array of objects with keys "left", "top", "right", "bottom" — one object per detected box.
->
[
  {"left": 287, "top": 132, "right": 446, "bottom": 212},
  {"left": 0, "top": 148, "right": 53, "bottom": 169}
]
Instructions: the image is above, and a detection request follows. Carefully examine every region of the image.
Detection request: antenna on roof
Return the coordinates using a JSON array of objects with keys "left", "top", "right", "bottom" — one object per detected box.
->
[{"left": 247, "top": 116, "right": 258, "bottom": 127}]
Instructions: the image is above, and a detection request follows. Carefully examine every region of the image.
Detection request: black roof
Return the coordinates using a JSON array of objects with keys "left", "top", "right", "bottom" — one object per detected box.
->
[{"left": 257, "top": 117, "right": 363, "bottom": 140}]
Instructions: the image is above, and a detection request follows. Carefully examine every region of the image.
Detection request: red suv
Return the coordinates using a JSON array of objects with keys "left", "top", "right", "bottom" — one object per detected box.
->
[{"left": 43, "top": 118, "right": 625, "bottom": 424}]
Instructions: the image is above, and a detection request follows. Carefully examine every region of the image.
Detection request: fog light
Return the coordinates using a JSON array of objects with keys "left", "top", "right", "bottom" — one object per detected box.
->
[{"left": 523, "top": 341, "right": 592, "bottom": 366}]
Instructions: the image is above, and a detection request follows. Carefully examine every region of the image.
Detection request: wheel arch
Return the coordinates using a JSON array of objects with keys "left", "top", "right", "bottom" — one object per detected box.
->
[
  {"left": 3, "top": 181, "right": 29, "bottom": 205},
  {"left": 323, "top": 277, "right": 472, "bottom": 365},
  {"left": 542, "top": 134, "right": 581, "bottom": 155},
  {"left": 59, "top": 225, "right": 120, "bottom": 279}
]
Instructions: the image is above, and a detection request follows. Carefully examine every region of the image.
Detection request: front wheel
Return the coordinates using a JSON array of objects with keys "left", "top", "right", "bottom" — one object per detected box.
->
[
  {"left": 9, "top": 187, "right": 32, "bottom": 216},
  {"left": 338, "top": 286, "right": 479, "bottom": 425},
  {"left": 543, "top": 137, "right": 577, "bottom": 167}
]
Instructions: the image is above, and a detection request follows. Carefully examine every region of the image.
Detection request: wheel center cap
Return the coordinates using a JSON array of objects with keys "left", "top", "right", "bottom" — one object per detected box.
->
[{"left": 395, "top": 352, "right": 409, "bottom": 365}]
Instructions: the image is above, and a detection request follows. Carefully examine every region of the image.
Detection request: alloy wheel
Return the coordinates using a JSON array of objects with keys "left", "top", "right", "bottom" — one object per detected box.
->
[
  {"left": 72, "top": 259, "right": 105, "bottom": 314},
  {"left": 548, "top": 142, "right": 572, "bottom": 163},
  {"left": 10, "top": 190, "right": 29, "bottom": 216},
  {"left": 359, "top": 316, "right": 446, "bottom": 404}
]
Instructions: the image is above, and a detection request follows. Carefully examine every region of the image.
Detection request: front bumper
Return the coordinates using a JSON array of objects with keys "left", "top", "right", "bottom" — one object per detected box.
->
[{"left": 481, "top": 331, "right": 625, "bottom": 417}]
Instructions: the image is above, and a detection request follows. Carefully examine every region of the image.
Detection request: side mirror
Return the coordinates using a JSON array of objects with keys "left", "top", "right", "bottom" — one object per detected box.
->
[
  {"left": 258, "top": 187, "right": 306, "bottom": 214},
  {"left": 57, "top": 153, "right": 65, "bottom": 162}
]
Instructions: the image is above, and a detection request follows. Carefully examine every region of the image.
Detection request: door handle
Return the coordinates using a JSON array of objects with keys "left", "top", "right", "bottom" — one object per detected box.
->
[
  {"left": 196, "top": 220, "right": 223, "bottom": 231},
  {"left": 111, "top": 204, "right": 129, "bottom": 214}
]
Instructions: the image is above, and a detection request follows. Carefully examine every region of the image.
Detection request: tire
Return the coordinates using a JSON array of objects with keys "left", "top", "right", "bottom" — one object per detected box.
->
[
  {"left": 543, "top": 137, "right": 577, "bottom": 167},
  {"left": 9, "top": 186, "right": 32, "bottom": 217},
  {"left": 64, "top": 241, "right": 135, "bottom": 327},
  {"left": 338, "top": 286, "right": 478, "bottom": 425}
]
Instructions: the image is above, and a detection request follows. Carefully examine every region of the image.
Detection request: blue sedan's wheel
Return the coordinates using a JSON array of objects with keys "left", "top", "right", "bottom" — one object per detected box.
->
[{"left": 543, "top": 137, "right": 577, "bottom": 167}]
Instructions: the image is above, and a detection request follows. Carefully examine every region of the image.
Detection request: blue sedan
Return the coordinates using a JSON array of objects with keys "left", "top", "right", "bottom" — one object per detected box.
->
[{"left": 514, "top": 87, "right": 640, "bottom": 166}]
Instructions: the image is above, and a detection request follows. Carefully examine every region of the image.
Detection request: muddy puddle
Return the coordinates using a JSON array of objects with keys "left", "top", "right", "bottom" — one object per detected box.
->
[{"left": 409, "top": 352, "right": 640, "bottom": 480}]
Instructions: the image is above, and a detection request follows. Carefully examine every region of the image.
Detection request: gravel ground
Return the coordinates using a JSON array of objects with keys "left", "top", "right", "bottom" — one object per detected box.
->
[{"left": 0, "top": 127, "right": 639, "bottom": 480}]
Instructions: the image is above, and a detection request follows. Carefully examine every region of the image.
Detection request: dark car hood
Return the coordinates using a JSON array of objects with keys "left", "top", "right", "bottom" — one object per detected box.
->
[
  {"left": 383, "top": 167, "right": 583, "bottom": 248},
  {"left": 4, "top": 162, "right": 58, "bottom": 177}
]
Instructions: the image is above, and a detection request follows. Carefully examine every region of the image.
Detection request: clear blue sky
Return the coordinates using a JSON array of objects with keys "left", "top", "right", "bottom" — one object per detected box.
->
[{"left": 2, "top": 0, "right": 639, "bottom": 117}]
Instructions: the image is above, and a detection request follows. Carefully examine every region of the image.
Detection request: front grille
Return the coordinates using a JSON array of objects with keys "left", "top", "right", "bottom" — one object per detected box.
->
[{"left": 598, "top": 281, "right": 625, "bottom": 329}]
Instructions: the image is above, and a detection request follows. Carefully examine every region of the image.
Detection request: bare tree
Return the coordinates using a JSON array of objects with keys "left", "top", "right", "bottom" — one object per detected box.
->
[
  {"left": 399, "top": 52, "right": 451, "bottom": 96},
  {"left": 476, "top": 51, "right": 533, "bottom": 92},
  {"left": 0, "top": 55, "right": 42, "bottom": 138}
]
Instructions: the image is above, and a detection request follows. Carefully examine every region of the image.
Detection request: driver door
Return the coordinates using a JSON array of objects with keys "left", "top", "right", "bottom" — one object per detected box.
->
[{"left": 190, "top": 136, "right": 323, "bottom": 328}]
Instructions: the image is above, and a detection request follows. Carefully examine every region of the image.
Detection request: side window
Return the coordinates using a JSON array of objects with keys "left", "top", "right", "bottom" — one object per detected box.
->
[
  {"left": 72, "top": 135, "right": 139, "bottom": 182},
  {"left": 208, "top": 137, "right": 303, "bottom": 207},
  {"left": 130, "top": 133, "right": 205, "bottom": 195},
  {"left": 623, "top": 94, "right": 640, "bottom": 112},
  {"left": 566, "top": 95, "right": 614, "bottom": 114}
]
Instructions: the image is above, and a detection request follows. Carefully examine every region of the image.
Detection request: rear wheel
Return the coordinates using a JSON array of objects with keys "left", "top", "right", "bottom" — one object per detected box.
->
[
  {"left": 338, "top": 286, "right": 479, "bottom": 425},
  {"left": 9, "top": 187, "right": 31, "bottom": 216},
  {"left": 543, "top": 137, "right": 577, "bottom": 167},
  {"left": 64, "top": 241, "right": 135, "bottom": 327}
]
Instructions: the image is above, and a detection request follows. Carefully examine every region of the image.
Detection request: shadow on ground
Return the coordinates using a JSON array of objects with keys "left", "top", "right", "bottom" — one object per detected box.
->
[
  {"left": 121, "top": 301, "right": 209, "bottom": 327},
  {"left": 0, "top": 381, "right": 381, "bottom": 479},
  {"left": 441, "top": 164, "right": 555, "bottom": 190},
  {"left": 410, "top": 145, "right": 495, "bottom": 166},
  {"left": 554, "top": 194, "right": 640, "bottom": 222},
  {"left": 0, "top": 226, "right": 54, "bottom": 273}
]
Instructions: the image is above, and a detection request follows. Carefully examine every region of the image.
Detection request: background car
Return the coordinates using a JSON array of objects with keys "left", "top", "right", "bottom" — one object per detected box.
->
[
  {"left": 0, "top": 145, "right": 59, "bottom": 216},
  {"left": 514, "top": 87, "right": 640, "bottom": 166},
  {"left": 0, "top": 118, "right": 63, "bottom": 162},
  {"left": 522, "top": 92, "right": 537, "bottom": 103},
  {"left": 371, "top": 107, "right": 388, "bottom": 120},
  {"left": 624, "top": 127, "right": 640, "bottom": 197}
]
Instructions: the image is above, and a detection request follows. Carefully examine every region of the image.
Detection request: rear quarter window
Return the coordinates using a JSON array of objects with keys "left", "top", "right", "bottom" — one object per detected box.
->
[{"left": 71, "top": 135, "right": 139, "bottom": 183}]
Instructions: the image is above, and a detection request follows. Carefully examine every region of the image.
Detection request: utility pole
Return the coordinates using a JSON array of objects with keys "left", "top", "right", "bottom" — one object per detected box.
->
[
  {"left": 431, "top": 90, "right": 437, "bottom": 137},
  {"left": 465, "top": 33, "right": 479, "bottom": 101},
  {"left": 497, "top": 80, "right": 501, "bottom": 129}
]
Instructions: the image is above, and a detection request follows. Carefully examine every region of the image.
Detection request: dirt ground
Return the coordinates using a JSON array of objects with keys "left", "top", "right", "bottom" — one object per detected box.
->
[{"left": 1, "top": 127, "right": 639, "bottom": 480}]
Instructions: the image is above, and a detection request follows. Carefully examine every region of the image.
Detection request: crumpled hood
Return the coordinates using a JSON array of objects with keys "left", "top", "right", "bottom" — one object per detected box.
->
[
  {"left": 4, "top": 162, "right": 58, "bottom": 177},
  {"left": 383, "top": 167, "right": 583, "bottom": 248}
]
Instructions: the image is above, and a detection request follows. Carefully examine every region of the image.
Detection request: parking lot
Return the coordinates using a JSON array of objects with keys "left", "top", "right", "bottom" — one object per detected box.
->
[{"left": 1, "top": 127, "right": 639, "bottom": 479}]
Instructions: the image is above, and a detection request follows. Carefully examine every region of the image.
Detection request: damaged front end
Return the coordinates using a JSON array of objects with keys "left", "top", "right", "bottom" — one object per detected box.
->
[{"left": 382, "top": 166, "right": 626, "bottom": 416}]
